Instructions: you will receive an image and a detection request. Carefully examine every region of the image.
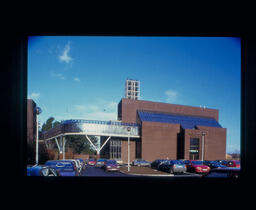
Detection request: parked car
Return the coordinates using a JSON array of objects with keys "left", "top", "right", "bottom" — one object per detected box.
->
[
  {"left": 186, "top": 160, "right": 211, "bottom": 174},
  {"left": 88, "top": 158, "right": 97, "bottom": 166},
  {"left": 27, "top": 165, "right": 59, "bottom": 176},
  {"left": 226, "top": 160, "right": 240, "bottom": 168},
  {"left": 132, "top": 159, "right": 151, "bottom": 167},
  {"left": 115, "top": 159, "right": 123, "bottom": 166},
  {"left": 151, "top": 159, "right": 168, "bottom": 169},
  {"left": 76, "top": 158, "right": 86, "bottom": 170},
  {"left": 151, "top": 159, "right": 164, "bottom": 169},
  {"left": 67, "top": 159, "right": 82, "bottom": 175},
  {"left": 44, "top": 160, "right": 79, "bottom": 176},
  {"left": 203, "top": 160, "right": 227, "bottom": 169},
  {"left": 216, "top": 160, "right": 229, "bottom": 167},
  {"left": 158, "top": 160, "right": 187, "bottom": 174},
  {"left": 102, "top": 159, "right": 120, "bottom": 172},
  {"left": 95, "top": 159, "right": 106, "bottom": 167},
  {"left": 202, "top": 167, "right": 240, "bottom": 179}
]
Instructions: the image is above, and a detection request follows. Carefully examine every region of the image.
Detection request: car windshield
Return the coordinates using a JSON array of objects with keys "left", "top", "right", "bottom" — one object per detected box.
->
[
  {"left": 192, "top": 161, "right": 203, "bottom": 165},
  {"left": 56, "top": 162, "right": 73, "bottom": 167},
  {"left": 173, "top": 160, "right": 184, "bottom": 165},
  {"left": 107, "top": 160, "right": 117, "bottom": 164}
]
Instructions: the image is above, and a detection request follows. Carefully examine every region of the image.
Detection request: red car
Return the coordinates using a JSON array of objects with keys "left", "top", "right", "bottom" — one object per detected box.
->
[
  {"left": 187, "top": 160, "right": 211, "bottom": 174},
  {"left": 88, "top": 158, "right": 96, "bottom": 166},
  {"left": 102, "top": 160, "right": 120, "bottom": 172},
  {"left": 227, "top": 160, "right": 240, "bottom": 168}
]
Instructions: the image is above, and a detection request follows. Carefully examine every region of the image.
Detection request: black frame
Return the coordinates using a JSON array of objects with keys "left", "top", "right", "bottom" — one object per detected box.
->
[{"left": 5, "top": 28, "right": 256, "bottom": 196}]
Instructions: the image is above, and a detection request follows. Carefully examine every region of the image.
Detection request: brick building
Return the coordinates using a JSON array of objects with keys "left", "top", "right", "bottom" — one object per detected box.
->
[
  {"left": 27, "top": 99, "right": 37, "bottom": 144},
  {"left": 117, "top": 98, "right": 226, "bottom": 162}
]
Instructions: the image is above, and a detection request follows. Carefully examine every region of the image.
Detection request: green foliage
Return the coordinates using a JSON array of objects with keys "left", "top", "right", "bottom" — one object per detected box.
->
[
  {"left": 66, "top": 135, "right": 99, "bottom": 155},
  {"left": 41, "top": 117, "right": 60, "bottom": 132},
  {"left": 27, "top": 141, "right": 52, "bottom": 165}
]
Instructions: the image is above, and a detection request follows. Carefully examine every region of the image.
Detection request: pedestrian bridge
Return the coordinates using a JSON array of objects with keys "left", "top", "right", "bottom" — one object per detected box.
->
[
  {"left": 43, "top": 119, "right": 140, "bottom": 140},
  {"left": 43, "top": 119, "right": 140, "bottom": 158}
]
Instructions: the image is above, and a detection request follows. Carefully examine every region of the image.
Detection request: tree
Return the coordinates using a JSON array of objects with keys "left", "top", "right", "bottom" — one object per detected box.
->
[
  {"left": 66, "top": 135, "right": 99, "bottom": 155},
  {"left": 27, "top": 141, "right": 52, "bottom": 165},
  {"left": 41, "top": 117, "right": 60, "bottom": 132},
  {"left": 41, "top": 117, "right": 54, "bottom": 132}
]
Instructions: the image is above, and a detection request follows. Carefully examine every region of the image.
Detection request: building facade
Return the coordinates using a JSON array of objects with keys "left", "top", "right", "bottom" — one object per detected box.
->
[
  {"left": 117, "top": 98, "right": 226, "bottom": 162},
  {"left": 27, "top": 99, "right": 37, "bottom": 144}
]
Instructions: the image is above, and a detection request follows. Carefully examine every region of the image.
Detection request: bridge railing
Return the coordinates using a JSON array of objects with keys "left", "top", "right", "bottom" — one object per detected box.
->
[{"left": 43, "top": 119, "right": 140, "bottom": 140}]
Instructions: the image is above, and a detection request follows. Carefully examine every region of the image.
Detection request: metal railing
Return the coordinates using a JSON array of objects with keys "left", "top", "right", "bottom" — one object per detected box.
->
[{"left": 43, "top": 119, "right": 140, "bottom": 140}]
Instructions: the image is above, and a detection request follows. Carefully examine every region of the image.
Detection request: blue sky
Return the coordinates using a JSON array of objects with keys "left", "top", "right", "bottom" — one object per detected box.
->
[{"left": 28, "top": 36, "right": 241, "bottom": 153}]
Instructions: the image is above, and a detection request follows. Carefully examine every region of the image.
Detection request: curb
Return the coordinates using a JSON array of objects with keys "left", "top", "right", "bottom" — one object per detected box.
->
[{"left": 119, "top": 170, "right": 174, "bottom": 177}]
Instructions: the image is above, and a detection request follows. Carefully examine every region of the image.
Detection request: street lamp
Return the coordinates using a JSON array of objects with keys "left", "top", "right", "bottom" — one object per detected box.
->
[
  {"left": 127, "top": 127, "right": 131, "bottom": 172},
  {"left": 202, "top": 132, "right": 206, "bottom": 161},
  {"left": 35, "top": 107, "right": 42, "bottom": 165}
]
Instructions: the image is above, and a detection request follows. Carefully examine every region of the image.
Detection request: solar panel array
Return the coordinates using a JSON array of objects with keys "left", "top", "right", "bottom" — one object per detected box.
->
[{"left": 138, "top": 111, "right": 222, "bottom": 129}]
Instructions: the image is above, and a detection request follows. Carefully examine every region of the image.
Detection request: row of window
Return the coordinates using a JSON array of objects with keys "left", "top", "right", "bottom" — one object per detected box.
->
[
  {"left": 110, "top": 140, "right": 121, "bottom": 159},
  {"left": 108, "top": 138, "right": 200, "bottom": 160}
]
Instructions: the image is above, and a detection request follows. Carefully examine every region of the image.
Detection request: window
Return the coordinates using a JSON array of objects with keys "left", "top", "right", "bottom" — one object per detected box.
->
[
  {"left": 190, "top": 138, "right": 199, "bottom": 160},
  {"left": 110, "top": 140, "right": 121, "bottom": 159}
]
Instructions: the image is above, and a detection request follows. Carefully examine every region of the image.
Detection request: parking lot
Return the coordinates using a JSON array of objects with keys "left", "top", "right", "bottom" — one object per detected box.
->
[
  {"left": 81, "top": 165, "right": 202, "bottom": 178},
  {"left": 27, "top": 158, "right": 240, "bottom": 179}
]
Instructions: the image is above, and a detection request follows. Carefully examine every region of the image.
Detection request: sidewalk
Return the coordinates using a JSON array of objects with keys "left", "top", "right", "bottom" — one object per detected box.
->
[{"left": 119, "top": 165, "right": 173, "bottom": 177}]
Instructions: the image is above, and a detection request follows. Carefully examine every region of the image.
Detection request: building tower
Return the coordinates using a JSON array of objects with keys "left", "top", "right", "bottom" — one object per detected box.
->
[{"left": 125, "top": 79, "right": 140, "bottom": 100}]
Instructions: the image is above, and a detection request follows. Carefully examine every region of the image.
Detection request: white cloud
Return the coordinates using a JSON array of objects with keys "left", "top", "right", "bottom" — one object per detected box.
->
[
  {"left": 50, "top": 71, "right": 65, "bottom": 80},
  {"left": 165, "top": 89, "right": 178, "bottom": 103},
  {"left": 28, "top": 92, "right": 40, "bottom": 101},
  {"left": 73, "top": 101, "right": 118, "bottom": 121},
  {"left": 58, "top": 41, "right": 73, "bottom": 64},
  {"left": 74, "top": 77, "right": 80, "bottom": 82}
]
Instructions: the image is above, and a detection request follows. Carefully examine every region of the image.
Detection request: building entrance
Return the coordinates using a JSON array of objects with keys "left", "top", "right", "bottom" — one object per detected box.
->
[{"left": 189, "top": 138, "right": 199, "bottom": 160}]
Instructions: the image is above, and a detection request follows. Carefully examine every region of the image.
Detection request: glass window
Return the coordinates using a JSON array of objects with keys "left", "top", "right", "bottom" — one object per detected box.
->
[
  {"left": 109, "top": 140, "right": 121, "bottom": 159},
  {"left": 190, "top": 138, "right": 199, "bottom": 160}
]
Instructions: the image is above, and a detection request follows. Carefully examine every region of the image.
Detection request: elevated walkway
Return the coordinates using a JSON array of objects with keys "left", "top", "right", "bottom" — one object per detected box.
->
[
  {"left": 43, "top": 119, "right": 140, "bottom": 140},
  {"left": 43, "top": 119, "right": 140, "bottom": 158}
]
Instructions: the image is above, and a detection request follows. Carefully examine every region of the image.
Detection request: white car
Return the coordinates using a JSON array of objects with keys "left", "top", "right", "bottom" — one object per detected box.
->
[{"left": 67, "top": 159, "right": 82, "bottom": 175}]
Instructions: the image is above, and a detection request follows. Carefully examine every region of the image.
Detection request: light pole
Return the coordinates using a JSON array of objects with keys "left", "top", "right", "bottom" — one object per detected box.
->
[
  {"left": 202, "top": 132, "right": 206, "bottom": 161},
  {"left": 35, "top": 107, "right": 42, "bottom": 165},
  {"left": 127, "top": 127, "right": 131, "bottom": 172}
]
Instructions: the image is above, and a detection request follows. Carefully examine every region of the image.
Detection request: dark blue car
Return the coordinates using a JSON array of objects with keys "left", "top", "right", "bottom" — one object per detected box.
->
[
  {"left": 158, "top": 160, "right": 187, "bottom": 174},
  {"left": 151, "top": 159, "right": 167, "bottom": 169},
  {"left": 44, "top": 160, "right": 79, "bottom": 176},
  {"left": 203, "top": 160, "right": 227, "bottom": 169},
  {"left": 27, "top": 165, "right": 58, "bottom": 176}
]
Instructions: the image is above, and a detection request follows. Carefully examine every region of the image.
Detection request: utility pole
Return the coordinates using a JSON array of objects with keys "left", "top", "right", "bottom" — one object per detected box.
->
[
  {"left": 202, "top": 132, "right": 206, "bottom": 161},
  {"left": 35, "top": 107, "right": 42, "bottom": 165},
  {"left": 127, "top": 127, "right": 131, "bottom": 172}
]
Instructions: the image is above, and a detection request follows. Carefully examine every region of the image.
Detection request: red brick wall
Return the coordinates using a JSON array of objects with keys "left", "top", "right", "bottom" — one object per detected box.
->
[
  {"left": 119, "top": 98, "right": 219, "bottom": 123},
  {"left": 27, "top": 99, "right": 36, "bottom": 144},
  {"left": 118, "top": 98, "right": 226, "bottom": 162},
  {"left": 184, "top": 126, "right": 226, "bottom": 160},
  {"left": 141, "top": 121, "right": 181, "bottom": 162}
]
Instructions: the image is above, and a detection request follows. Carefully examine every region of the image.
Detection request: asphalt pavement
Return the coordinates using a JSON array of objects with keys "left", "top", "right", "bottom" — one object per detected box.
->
[{"left": 81, "top": 166, "right": 134, "bottom": 177}]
